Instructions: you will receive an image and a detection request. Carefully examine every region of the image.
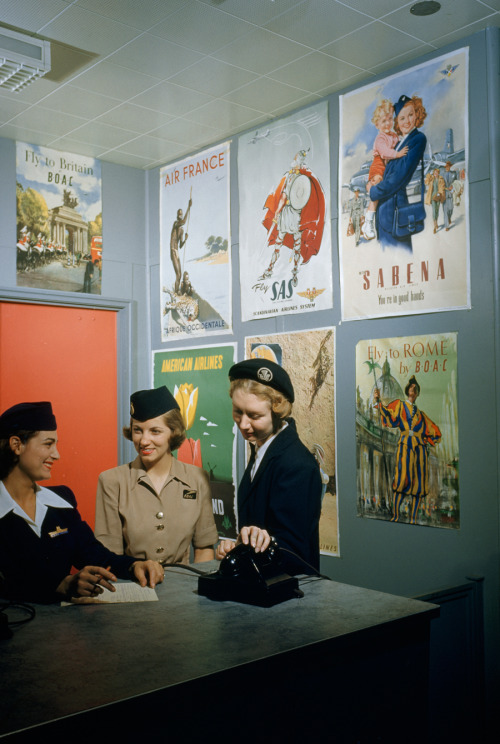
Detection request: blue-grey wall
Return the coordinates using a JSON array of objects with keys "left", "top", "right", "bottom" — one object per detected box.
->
[
  {"left": 146, "top": 27, "right": 500, "bottom": 717},
  {"left": 1, "top": 25, "right": 498, "bottom": 724}
]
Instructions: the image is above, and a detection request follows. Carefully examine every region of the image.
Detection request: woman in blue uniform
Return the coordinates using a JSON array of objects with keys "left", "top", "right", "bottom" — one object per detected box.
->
[
  {"left": 216, "top": 359, "right": 322, "bottom": 574},
  {"left": 0, "top": 401, "right": 163, "bottom": 603},
  {"left": 369, "top": 94, "right": 428, "bottom": 250}
]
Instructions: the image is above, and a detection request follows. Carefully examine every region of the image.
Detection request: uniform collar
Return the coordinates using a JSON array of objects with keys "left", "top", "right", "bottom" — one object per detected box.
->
[
  {"left": 0, "top": 480, "right": 72, "bottom": 519},
  {"left": 130, "top": 454, "right": 195, "bottom": 489}
]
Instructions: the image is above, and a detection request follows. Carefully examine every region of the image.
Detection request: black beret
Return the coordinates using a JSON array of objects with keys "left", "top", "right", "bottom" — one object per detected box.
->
[
  {"left": 229, "top": 359, "right": 294, "bottom": 402},
  {"left": 130, "top": 386, "right": 179, "bottom": 421},
  {"left": 0, "top": 401, "right": 57, "bottom": 438},
  {"left": 394, "top": 94, "right": 412, "bottom": 118}
]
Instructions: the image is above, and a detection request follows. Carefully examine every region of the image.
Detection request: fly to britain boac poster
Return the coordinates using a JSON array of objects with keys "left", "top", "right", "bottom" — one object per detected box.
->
[
  {"left": 238, "top": 101, "right": 332, "bottom": 321},
  {"left": 339, "top": 48, "right": 469, "bottom": 320},
  {"left": 160, "top": 142, "right": 232, "bottom": 341},
  {"left": 16, "top": 142, "right": 102, "bottom": 294},
  {"left": 153, "top": 343, "right": 237, "bottom": 539}
]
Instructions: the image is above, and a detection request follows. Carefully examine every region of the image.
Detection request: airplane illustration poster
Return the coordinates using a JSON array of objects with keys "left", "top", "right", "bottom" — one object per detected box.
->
[
  {"left": 245, "top": 328, "right": 338, "bottom": 556},
  {"left": 160, "top": 142, "right": 232, "bottom": 341},
  {"left": 238, "top": 101, "right": 332, "bottom": 321},
  {"left": 153, "top": 343, "right": 237, "bottom": 539},
  {"left": 339, "top": 48, "right": 469, "bottom": 320},
  {"left": 356, "top": 333, "right": 459, "bottom": 529}
]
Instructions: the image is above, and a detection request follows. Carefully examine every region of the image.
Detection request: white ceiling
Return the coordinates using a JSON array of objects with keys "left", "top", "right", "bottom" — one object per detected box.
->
[{"left": 1, "top": 0, "right": 498, "bottom": 170}]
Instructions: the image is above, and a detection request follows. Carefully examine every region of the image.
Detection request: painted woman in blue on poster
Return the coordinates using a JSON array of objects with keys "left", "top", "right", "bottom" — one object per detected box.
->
[{"left": 339, "top": 49, "right": 469, "bottom": 321}]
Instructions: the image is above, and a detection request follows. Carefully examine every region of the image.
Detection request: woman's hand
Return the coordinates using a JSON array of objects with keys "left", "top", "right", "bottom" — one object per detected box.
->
[
  {"left": 216, "top": 539, "right": 236, "bottom": 561},
  {"left": 131, "top": 560, "right": 164, "bottom": 588},
  {"left": 216, "top": 527, "right": 272, "bottom": 561},
  {"left": 239, "top": 526, "right": 271, "bottom": 553},
  {"left": 57, "top": 565, "right": 117, "bottom": 598}
]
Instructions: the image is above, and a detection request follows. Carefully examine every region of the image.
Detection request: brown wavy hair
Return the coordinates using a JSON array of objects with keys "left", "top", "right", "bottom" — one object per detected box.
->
[{"left": 122, "top": 409, "right": 186, "bottom": 452}]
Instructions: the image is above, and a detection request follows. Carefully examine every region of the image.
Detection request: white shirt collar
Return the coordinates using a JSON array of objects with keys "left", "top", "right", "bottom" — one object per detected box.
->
[
  {"left": 251, "top": 421, "right": 288, "bottom": 480},
  {"left": 0, "top": 481, "right": 73, "bottom": 536}
]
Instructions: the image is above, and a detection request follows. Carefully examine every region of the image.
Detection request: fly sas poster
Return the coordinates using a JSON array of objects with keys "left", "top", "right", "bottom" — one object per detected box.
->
[
  {"left": 339, "top": 49, "right": 469, "bottom": 320},
  {"left": 160, "top": 143, "right": 232, "bottom": 341},
  {"left": 245, "top": 329, "right": 338, "bottom": 555},
  {"left": 238, "top": 101, "right": 332, "bottom": 321},
  {"left": 356, "top": 333, "right": 459, "bottom": 529},
  {"left": 153, "top": 344, "right": 237, "bottom": 539},
  {"left": 16, "top": 142, "right": 102, "bottom": 294}
]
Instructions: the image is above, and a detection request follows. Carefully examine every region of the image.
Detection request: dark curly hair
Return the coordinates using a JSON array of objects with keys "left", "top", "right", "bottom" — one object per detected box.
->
[{"left": 0, "top": 430, "right": 38, "bottom": 480}]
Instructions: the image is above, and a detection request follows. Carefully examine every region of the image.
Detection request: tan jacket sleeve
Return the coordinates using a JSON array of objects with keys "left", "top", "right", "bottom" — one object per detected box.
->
[{"left": 94, "top": 468, "right": 126, "bottom": 555}]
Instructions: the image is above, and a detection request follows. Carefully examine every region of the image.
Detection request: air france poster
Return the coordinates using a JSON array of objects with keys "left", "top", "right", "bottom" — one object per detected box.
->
[
  {"left": 160, "top": 143, "right": 232, "bottom": 341},
  {"left": 339, "top": 48, "right": 469, "bottom": 320},
  {"left": 238, "top": 102, "right": 332, "bottom": 321}
]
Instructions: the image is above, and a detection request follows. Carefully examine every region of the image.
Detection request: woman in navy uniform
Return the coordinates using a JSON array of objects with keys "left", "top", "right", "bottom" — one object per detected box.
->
[
  {"left": 216, "top": 359, "right": 322, "bottom": 574},
  {"left": 369, "top": 94, "right": 428, "bottom": 250},
  {"left": 0, "top": 401, "right": 163, "bottom": 603}
]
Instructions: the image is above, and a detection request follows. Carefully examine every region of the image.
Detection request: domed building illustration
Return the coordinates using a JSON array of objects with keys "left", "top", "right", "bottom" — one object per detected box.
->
[{"left": 356, "top": 356, "right": 456, "bottom": 527}]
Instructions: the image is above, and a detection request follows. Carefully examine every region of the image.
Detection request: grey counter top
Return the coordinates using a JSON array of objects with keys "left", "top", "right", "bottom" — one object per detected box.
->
[{"left": 0, "top": 564, "right": 438, "bottom": 738}]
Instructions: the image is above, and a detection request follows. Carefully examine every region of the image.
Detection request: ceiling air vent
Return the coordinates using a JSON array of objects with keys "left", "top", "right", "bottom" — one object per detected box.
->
[{"left": 0, "top": 27, "right": 51, "bottom": 92}]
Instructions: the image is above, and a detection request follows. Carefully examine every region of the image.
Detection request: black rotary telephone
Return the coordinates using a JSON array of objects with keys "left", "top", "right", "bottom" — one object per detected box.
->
[{"left": 198, "top": 538, "right": 302, "bottom": 607}]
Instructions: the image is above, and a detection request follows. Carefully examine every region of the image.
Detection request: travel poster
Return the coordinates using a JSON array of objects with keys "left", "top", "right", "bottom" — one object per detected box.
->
[
  {"left": 160, "top": 142, "right": 232, "bottom": 341},
  {"left": 339, "top": 48, "right": 469, "bottom": 320},
  {"left": 356, "top": 333, "right": 459, "bottom": 529},
  {"left": 16, "top": 142, "right": 102, "bottom": 294},
  {"left": 238, "top": 101, "right": 332, "bottom": 321},
  {"left": 153, "top": 343, "right": 237, "bottom": 539},
  {"left": 245, "top": 328, "right": 338, "bottom": 556}
]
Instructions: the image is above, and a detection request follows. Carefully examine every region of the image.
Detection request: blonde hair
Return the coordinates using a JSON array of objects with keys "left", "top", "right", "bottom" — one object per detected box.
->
[
  {"left": 371, "top": 99, "right": 394, "bottom": 126},
  {"left": 229, "top": 378, "right": 292, "bottom": 429}
]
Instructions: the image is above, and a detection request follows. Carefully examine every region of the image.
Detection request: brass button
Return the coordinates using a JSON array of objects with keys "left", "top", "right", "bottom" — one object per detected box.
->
[
  {"left": 156, "top": 512, "right": 164, "bottom": 519},
  {"left": 157, "top": 524, "right": 165, "bottom": 531},
  {"left": 155, "top": 547, "right": 164, "bottom": 554}
]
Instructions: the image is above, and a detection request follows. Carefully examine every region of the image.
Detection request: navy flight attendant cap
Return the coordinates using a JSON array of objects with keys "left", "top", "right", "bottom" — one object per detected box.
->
[
  {"left": 0, "top": 401, "right": 57, "bottom": 437},
  {"left": 229, "top": 359, "right": 295, "bottom": 403},
  {"left": 129, "top": 386, "right": 179, "bottom": 421}
]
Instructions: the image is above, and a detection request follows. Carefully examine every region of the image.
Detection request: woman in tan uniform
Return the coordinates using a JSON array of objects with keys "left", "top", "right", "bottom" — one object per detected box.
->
[{"left": 95, "top": 386, "right": 218, "bottom": 565}]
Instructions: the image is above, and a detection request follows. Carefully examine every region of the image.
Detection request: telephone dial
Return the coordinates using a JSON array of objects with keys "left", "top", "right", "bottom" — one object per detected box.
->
[{"left": 198, "top": 537, "right": 302, "bottom": 607}]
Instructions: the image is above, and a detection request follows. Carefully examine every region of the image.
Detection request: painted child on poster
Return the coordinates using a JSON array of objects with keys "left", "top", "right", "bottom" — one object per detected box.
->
[
  {"left": 339, "top": 49, "right": 469, "bottom": 320},
  {"left": 160, "top": 143, "right": 232, "bottom": 341},
  {"left": 153, "top": 344, "right": 237, "bottom": 539},
  {"left": 245, "top": 329, "right": 338, "bottom": 556},
  {"left": 238, "top": 102, "right": 332, "bottom": 321},
  {"left": 356, "top": 333, "right": 459, "bottom": 529},
  {"left": 16, "top": 142, "right": 102, "bottom": 294}
]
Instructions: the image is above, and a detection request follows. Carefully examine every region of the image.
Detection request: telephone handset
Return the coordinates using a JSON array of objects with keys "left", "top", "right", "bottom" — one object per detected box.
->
[{"left": 198, "top": 537, "right": 302, "bottom": 607}]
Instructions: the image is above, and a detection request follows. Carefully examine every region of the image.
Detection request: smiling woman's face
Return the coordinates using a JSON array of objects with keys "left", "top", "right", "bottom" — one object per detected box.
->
[
  {"left": 397, "top": 102, "right": 416, "bottom": 136},
  {"left": 14, "top": 431, "right": 60, "bottom": 481}
]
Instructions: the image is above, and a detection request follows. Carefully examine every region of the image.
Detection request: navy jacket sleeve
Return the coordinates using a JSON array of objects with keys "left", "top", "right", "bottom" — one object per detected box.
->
[
  {"left": 370, "top": 129, "right": 427, "bottom": 203},
  {"left": 238, "top": 422, "right": 322, "bottom": 574},
  {"left": 0, "top": 487, "right": 136, "bottom": 604}
]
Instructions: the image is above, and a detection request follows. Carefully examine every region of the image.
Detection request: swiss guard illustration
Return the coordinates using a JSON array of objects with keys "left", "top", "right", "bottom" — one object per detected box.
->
[{"left": 260, "top": 149, "right": 325, "bottom": 287}]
